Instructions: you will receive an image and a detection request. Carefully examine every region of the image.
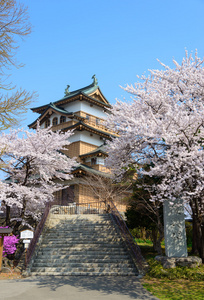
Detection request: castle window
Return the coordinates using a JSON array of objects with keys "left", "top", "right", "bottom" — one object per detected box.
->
[
  {"left": 96, "top": 118, "right": 100, "bottom": 125},
  {"left": 86, "top": 114, "right": 90, "bottom": 120},
  {"left": 91, "top": 158, "right": 97, "bottom": 165},
  {"left": 60, "top": 116, "right": 66, "bottom": 123},
  {"left": 52, "top": 117, "right": 58, "bottom": 126},
  {"left": 45, "top": 119, "right": 50, "bottom": 128}
]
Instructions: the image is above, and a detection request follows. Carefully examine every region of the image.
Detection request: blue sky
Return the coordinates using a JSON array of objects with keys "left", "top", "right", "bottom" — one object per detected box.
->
[{"left": 8, "top": 0, "right": 204, "bottom": 128}]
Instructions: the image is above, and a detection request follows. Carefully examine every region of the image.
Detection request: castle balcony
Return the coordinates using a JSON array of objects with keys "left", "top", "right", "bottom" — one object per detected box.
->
[{"left": 51, "top": 120, "right": 78, "bottom": 131}]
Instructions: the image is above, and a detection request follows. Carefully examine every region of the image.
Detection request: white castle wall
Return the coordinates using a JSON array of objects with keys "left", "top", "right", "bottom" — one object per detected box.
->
[
  {"left": 69, "top": 131, "right": 104, "bottom": 147},
  {"left": 63, "top": 101, "right": 107, "bottom": 119}
]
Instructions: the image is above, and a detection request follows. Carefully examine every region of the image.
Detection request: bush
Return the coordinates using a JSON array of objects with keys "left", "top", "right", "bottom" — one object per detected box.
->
[
  {"left": 146, "top": 258, "right": 204, "bottom": 281},
  {"left": 0, "top": 227, "right": 19, "bottom": 257}
]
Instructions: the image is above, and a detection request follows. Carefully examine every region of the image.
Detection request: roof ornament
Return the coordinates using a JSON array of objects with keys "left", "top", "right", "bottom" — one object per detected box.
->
[
  {"left": 64, "top": 85, "right": 70, "bottom": 96},
  {"left": 92, "top": 74, "right": 98, "bottom": 86}
]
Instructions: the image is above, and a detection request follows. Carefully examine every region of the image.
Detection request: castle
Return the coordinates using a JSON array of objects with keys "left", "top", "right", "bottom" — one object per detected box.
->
[{"left": 29, "top": 76, "right": 127, "bottom": 211}]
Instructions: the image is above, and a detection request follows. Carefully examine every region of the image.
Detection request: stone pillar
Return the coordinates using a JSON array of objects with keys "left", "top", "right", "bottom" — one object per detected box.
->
[{"left": 163, "top": 199, "right": 187, "bottom": 257}]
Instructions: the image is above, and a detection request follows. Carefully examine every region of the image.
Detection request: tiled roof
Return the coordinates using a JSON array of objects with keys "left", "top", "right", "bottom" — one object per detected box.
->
[
  {"left": 62, "top": 121, "right": 116, "bottom": 138},
  {"left": 79, "top": 145, "right": 108, "bottom": 158},
  {"left": 31, "top": 79, "right": 111, "bottom": 113},
  {"left": 73, "top": 163, "right": 111, "bottom": 177}
]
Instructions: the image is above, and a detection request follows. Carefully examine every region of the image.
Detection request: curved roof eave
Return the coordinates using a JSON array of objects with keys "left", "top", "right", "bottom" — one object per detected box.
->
[
  {"left": 79, "top": 145, "right": 108, "bottom": 158},
  {"left": 28, "top": 105, "right": 83, "bottom": 128},
  {"left": 62, "top": 121, "right": 116, "bottom": 139},
  {"left": 72, "top": 163, "right": 111, "bottom": 178}
]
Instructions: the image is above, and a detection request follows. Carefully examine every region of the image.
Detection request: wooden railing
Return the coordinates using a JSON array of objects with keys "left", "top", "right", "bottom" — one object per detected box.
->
[
  {"left": 83, "top": 119, "right": 108, "bottom": 131},
  {"left": 26, "top": 202, "right": 52, "bottom": 267}
]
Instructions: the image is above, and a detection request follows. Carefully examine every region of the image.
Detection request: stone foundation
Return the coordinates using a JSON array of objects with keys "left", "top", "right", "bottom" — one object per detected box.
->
[{"left": 155, "top": 255, "right": 202, "bottom": 269}]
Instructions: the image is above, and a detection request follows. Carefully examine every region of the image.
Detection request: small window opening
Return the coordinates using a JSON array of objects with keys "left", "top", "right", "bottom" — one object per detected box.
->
[
  {"left": 52, "top": 117, "right": 58, "bottom": 126},
  {"left": 45, "top": 119, "right": 50, "bottom": 128},
  {"left": 91, "top": 158, "right": 97, "bottom": 165},
  {"left": 60, "top": 116, "right": 66, "bottom": 123}
]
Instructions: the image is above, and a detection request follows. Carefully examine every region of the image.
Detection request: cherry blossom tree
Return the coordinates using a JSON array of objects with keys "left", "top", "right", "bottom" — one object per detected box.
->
[
  {"left": 105, "top": 51, "right": 204, "bottom": 261},
  {"left": 0, "top": 123, "right": 77, "bottom": 229}
]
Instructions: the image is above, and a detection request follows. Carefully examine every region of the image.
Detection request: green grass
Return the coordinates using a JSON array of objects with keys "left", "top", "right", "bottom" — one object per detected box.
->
[
  {"left": 143, "top": 280, "right": 204, "bottom": 300},
  {"left": 136, "top": 239, "right": 204, "bottom": 300}
]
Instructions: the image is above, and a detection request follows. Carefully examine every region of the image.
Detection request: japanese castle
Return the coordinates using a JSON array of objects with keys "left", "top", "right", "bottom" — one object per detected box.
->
[{"left": 29, "top": 75, "right": 126, "bottom": 211}]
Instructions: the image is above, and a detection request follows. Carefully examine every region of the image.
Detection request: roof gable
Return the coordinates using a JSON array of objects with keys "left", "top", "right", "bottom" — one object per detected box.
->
[
  {"left": 28, "top": 103, "right": 83, "bottom": 128},
  {"left": 31, "top": 76, "right": 111, "bottom": 114}
]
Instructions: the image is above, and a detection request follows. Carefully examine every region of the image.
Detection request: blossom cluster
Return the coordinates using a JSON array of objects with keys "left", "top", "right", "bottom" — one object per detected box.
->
[
  {"left": 105, "top": 51, "right": 204, "bottom": 211},
  {"left": 0, "top": 123, "right": 78, "bottom": 223}
]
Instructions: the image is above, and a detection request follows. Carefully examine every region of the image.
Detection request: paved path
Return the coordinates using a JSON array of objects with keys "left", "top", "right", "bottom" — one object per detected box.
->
[{"left": 0, "top": 276, "right": 159, "bottom": 300}]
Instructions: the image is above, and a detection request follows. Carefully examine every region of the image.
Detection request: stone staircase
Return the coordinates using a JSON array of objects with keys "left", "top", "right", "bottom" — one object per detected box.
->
[{"left": 29, "top": 213, "right": 139, "bottom": 276}]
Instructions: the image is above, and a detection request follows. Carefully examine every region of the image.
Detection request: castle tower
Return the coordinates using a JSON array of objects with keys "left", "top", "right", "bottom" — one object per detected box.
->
[{"left": 29, "top": 76, "right": 125, "bottom": 208}]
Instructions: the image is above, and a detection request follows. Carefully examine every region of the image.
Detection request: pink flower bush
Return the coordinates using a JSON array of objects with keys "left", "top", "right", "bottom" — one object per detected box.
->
[{"left": 0, "top": 227, "right": 19, "bottom": 257}]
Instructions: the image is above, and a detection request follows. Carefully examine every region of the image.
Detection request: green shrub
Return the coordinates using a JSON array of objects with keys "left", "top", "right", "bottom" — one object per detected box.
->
[{"left": 146, "top": 258, "right": 204, "bottom": 281}]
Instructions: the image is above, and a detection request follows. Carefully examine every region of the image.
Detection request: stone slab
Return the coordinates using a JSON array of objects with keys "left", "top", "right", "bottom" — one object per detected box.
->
[
  {"left": 155, "top": 255, "right": 202, "bottom": 269},
  {"left": 163, "top": 199, "right": 187, "bottom": 257}
]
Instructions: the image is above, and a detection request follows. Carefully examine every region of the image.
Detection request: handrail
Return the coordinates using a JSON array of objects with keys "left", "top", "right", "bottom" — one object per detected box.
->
[
  {"left": 50, "top": 201, "right": 107, "bottom": 215},
  {"left": 107, "top": 200, "right": 148, "bottom": 275},
  {"left": 25, "top": 202, "right": 52, "bottom": 267}
]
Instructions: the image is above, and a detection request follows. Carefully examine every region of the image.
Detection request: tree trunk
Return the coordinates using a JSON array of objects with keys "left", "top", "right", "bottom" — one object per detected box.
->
[
  {"left": 191, "top": 200, "right": 204, "bottom": 262},
  {"left": 5, "top": 205, "right": 11, "bottom": 226},
  {"left": 151, "top": 228, "right": 158, "bottom": 251},
  {"left": 141, "top": 227, "right": 146, "bottom": 240},
  {"left": 192, "top": 216, "right": 200, "bottom": 255},
  {"left": 20, "top": 197, "right": 27, "bottom": 220},
  {"left": 151, "top": 226, "right": 164, "bottom": 255},
  {"left": 201, "top": 224, "right": 204, "bottom": 263}
]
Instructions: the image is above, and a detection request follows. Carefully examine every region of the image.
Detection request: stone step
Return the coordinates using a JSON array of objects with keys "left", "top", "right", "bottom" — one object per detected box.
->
[
  {"left": 35, "top": 254, "right": 130, "bottom": 260},
  {"left": 49, "top": 219, "right": 112, "bottom": 223},
  {"left": 36, "top": 250, "right": 128, "bottom": 257},
  {"left": 50, "top": 213, "right": 110, "bottom": 216},
  {"left": 53, "top": 219, "right": 112, "bottom": 221},
  {"left": 34, "top": 258, "right": 131, "bottom": 264},
  {"left": 40, "top": 243, "right": 122, "bottom": 248},
  {"left": 31, "top": 271, "right": 137, "bottom": 276},
  {"left": 28, "top": 213, "right": 139, "bottom": 276},
  {"left": 40, "top": 240, "right": 123, "bottom": 246},
  {"left": 33, "top": 262, "right": 134, "bottom": 268},
  {"left": 37, "top": 249, "right": 126, "bottom": 256},
  {"left": 50, "top": 214, "right": 111, "bottom": 219},
  {"left": 49, "top": 221, "right": 113, "bottom": 225},
  {"left": 39, "top": 243, "right": 125, "bottom": 248},
  {"left": 60, "top": 219, "right": 112, "bottom": 222},
  {"left": 44, "top": 230, "right": 118, "bottom": 239},
  {"left": 31, "top": 267, "right": 137, "bottom": 274},
  {"left": 47, "top": 226, "right": 114, "bottom": 232},
  {"left": 42, "top": 236, "right": 121, "bottom": 241},
  {"left": 43, "top": 235, "right": 120, "bottom": 241}
]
